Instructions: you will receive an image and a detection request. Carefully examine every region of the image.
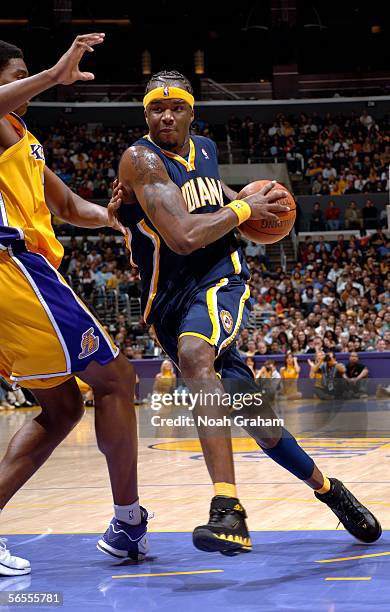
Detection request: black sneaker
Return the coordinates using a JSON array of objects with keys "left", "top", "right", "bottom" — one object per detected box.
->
[
  {"left": 314, "top": 478, "right": 382, "bottom": 543},
  {"left": 192, "top": 496, "right": 252, "bottom": 556}
]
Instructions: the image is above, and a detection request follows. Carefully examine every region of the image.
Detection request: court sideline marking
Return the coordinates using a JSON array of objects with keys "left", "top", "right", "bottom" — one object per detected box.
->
[
  {"left": 324, "top": 577, "right": 371, "bottom": 581},
  {"left": 317, "top": 551, "right": 390, "bottom": 563},
  {"left": 112, "top": 569, "right": 224, "bottom": 579}
]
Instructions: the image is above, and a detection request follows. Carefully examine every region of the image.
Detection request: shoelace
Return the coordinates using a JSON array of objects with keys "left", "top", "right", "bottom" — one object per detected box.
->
[
  {"left": 209, "top": 508, "right": 240, "bottom": 524},
  {"left": 0, "top": 537, "right": 10, "bottom": 559},
  {"left": 334, "top": 491, "right": 365, "bottom": 524}
]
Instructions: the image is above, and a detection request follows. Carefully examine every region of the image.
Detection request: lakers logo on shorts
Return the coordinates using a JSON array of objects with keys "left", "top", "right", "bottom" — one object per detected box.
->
[
  {"left": 220, "top": 310, "right": 233, "bottom": 334},
  {"left": 78, "top": 327, "right": 100, "bottom": 359}
]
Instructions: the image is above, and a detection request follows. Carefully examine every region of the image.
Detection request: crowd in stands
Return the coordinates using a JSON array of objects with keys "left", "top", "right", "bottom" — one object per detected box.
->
[
  {"left": 237, "top": 230, "right": 389, "bottom": 359},
  {"left": 52, "top": 226, "right": 390, "bottom": 365},
  {"left": 243, "top": 350, "right": 370, "bottom": 401},
  {"left": 308, "top": 198, "right": 387, "bottom": 231},
  {"left": 34, "top": 111, "right": 390, "bottom": 202},
  {"left": 29, "top": 114, "right": 390, "bottom": 366},
  {"left": 148, "top": 350, "right": 374, "bottom": 405},
  {"left": 226, "top": 111, "right": 390, "bottom": 196},
  {"left": 1, "top": 113, "right": 390, "bottom": 410},
  {"left": 33, "top": 119, "right": 213, "bottom": 200}
]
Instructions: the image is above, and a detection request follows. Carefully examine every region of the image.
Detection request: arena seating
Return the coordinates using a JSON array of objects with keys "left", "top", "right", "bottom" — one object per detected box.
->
[{"left": 35, "top": 112, "right": 390, "bottom": 359}]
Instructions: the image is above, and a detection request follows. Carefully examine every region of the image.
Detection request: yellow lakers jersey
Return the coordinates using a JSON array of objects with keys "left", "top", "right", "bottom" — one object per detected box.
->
[{"left": 0, "top": 113, "right": 63, "bottom": 268}]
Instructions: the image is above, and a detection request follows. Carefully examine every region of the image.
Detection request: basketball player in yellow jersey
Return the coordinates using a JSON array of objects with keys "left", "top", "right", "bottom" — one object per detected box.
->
[{"left": 0, "top": 35, "right": 150, "bottom": 576}]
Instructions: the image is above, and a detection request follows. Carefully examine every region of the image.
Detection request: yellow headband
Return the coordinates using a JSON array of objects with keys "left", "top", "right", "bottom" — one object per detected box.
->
[{"left": 143, "top": 86, "right": 195, "bottom": 109}]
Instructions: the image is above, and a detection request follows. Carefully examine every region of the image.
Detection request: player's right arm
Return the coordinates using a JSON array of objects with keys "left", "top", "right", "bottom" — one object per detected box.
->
[
  {"left": 0, "top": 33, "right": 104, "bottom": 119},
  {"left": 118, "top": 147, "right": 289, "bottom": 255}
]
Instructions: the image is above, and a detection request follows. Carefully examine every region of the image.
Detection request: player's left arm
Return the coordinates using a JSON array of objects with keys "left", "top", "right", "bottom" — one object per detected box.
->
[
  {"left": 221, "top": 181, "right": 238, "bottom": 201},
  {"left": 44, "top": 167, "right": 123, "bottom": 231}
]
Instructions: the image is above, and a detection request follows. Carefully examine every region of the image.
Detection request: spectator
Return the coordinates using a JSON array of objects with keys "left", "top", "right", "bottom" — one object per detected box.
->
[
  {"left": 315, "top": 235, "right": 331, "bottom": 254},
  {"left": 376, "top": 338, "right": 388, "bottom": 353},
  {"left": 308, "top": 351, "right": 325, "bottom": 395},
  {"left": 360, "top": 330, "right": 377, "bottom": 351},
  {"left": 245, "top": 340, "right": 258, "bottom": 357},
  {"left": 255, "top": 340, "right": 269, "bottom": 356},
  {"left": 309, "top": 202, "right": 325, "bottom": 231},
  {"left": 245, "top": 356, "right": 257, "bottom": 377},
  {"left": 2, "top": 381, "right": 33, "bottom": 408},
  {"left": 344, "top": 201, "right": 363, "bottom": 230},
  {"left": 0, "top": 378, "right": 14, "bottom": 410},
  {"left": 256, "top": 359, "right": 281, "bottom": 401},
  {"left": 323, "top": 330, "right": 338, "bottom": 351},
  {"left": 153, "top": 360, "right": 177, "bottom": 395},
  {"left": 344, "top": 352, "right": 369, "bottom": 398},
  {"left": 323, "top": 162, "right": 337, "bottom": 181},
  {"left": 312, "top": 352, "right": 347, "bottom": 400},
  {"left": 280, "top": 352, "right": 302, "bottom": 400},
  {"left": 277, "top": 331, "right": 290, "bottom": 353},
  {"left": 325, "top": 200, "right": 341, "bottom": 230},
  {"left": 359, "top": 110, "right": 375, "bottom": 131},
  {"left": 80, "top": 268, "right": 95, "bottom": 300},
  {"left": 362, "top": 200, "right": 379, "bottom": 229}
]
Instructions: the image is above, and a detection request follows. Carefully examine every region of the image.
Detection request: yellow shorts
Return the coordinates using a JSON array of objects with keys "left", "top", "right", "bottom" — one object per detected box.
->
[{"left": 0, "top": 249, "right": 118, "bottom": 389}]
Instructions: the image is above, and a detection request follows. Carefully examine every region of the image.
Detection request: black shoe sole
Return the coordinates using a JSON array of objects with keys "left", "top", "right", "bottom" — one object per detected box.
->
[{"left": 192, "top": 528, "right": 252, "bottom": 555}]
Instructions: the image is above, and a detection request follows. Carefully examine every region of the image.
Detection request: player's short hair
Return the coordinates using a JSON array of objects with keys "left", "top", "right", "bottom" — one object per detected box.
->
[
  {"left": 145, "top": 70, "right": 193, "bottom": 95},
  {"left": 0, "top": 40, "right": 23, "bottom": 74}
]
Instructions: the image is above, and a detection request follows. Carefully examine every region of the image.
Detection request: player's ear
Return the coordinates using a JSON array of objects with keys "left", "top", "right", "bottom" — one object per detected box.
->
[{"left": 144, "top": 109, "right": 149, "bottom": 127}]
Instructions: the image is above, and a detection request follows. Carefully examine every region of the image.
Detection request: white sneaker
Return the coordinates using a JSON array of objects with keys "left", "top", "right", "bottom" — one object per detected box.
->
[{"left": 0, "top": 538, "right": 31, "bottom": 576}]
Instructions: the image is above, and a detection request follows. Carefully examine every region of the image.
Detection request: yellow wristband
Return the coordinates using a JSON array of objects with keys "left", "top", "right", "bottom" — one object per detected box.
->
[{"left": 226, "top": 200, "right": 251, "bottom": 225}]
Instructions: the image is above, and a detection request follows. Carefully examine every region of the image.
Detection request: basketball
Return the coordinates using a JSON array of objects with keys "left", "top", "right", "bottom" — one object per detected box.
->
[{"left": 237, "top": 180, "right": 296, "bottom": 244}]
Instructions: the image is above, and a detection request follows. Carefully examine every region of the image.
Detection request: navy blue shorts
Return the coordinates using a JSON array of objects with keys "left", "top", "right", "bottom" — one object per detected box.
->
[{"left": 153, "top": 275, "right": 258, "bottom": 393}]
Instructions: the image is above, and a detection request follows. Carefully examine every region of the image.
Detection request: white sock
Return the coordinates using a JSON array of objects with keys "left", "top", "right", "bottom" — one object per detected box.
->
[{"left": 114, "top": 499, "right": 141, "bottom": 525}]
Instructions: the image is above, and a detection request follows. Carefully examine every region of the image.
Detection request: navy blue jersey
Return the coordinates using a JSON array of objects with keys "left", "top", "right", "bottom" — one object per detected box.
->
[{"left": 119, "top": 135, "right": 249, "bottom": 324}]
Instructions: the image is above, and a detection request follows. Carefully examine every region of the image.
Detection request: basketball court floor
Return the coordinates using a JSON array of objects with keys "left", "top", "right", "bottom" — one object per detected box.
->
[{"left": 1, "top": 399, "right": 389, "bottom": 611}]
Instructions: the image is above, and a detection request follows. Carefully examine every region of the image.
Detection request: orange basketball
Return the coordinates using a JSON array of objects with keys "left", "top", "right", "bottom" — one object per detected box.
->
[{"left": 237, "top": 180, "right": 296, "bottom": 244}]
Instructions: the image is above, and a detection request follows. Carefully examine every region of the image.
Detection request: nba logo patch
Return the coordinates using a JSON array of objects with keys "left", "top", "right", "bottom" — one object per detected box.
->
[
  {"left": 201, "top": 148, "right": 209, "bottom": 159},
  {"left": 163, "top": 86, "right": 169, "bottom": 97},
  {"left": 78, "top": 327, "right": 100, "bottom": 359},
  {"left": 220, "top": 310, "right": 233, "bottom": 334}
]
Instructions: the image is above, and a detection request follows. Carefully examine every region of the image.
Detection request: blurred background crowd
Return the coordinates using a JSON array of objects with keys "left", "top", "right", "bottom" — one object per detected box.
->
[{"left": 30, "top": 110, "right": 390, "bottom": 205}]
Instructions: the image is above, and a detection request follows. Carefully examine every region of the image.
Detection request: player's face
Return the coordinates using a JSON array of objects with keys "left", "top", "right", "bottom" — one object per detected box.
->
[
  {"left": 0, "top": 57, "right": 29, "bottom": 115},
  {"left": 145, "top": 97, "right": 193, "bottom": 151}
]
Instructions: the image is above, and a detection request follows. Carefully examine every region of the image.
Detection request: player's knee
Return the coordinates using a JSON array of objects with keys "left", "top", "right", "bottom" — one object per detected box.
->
[
  {"left": 178, "top": 338, "right": 215, "bottom": 380},
  {"left": 36, "top": 388, "right": 84, "bottom": 432},
  {"left": 61, "top": 400, "right": 85, "bottom": 427},
  {"left": 91, "top": 353, "right": 135, "bottom": 399}
]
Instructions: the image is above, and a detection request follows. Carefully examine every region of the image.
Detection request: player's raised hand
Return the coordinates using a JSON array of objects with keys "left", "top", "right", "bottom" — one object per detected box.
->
[
  {"left": 107, "top": 179, "right": 126, "bottom": 235},
  {"left": 47, "top": 33, "right": 105, "bottom": 85}
]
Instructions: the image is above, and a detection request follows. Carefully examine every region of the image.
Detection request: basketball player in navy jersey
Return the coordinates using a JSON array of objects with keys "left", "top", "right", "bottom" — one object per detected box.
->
[{"left": 105, "top": 71, "right": 381, "bottom": 556}]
